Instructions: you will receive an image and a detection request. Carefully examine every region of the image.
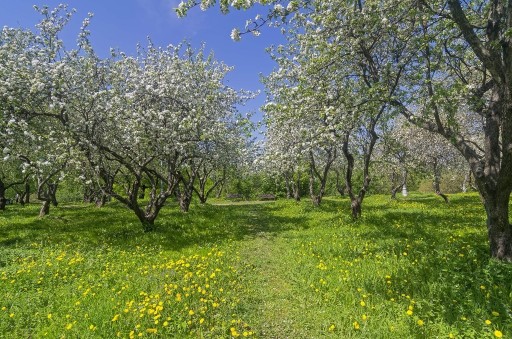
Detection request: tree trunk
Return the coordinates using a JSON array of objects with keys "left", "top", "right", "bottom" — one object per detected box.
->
[
  {"left": 39, "top": 200, "right": 50, "bottom": 217},
  {"left": 49, "top": 183, "right": 58, "bottom": 207},
  {"left": 24, "top": 182, "right": 30, "bottom": 204},
  {"left": 179, "top": 191, "right": 192, "bottom": 212},
  {"left": 133, "top": 209, "right": 155, "bottom": 232},
  {"left": 351, "top": 197, "right": 362, "bottom": 219},
  {"left": 215, "top": 181, "right": 224, "bottom": 199},
  {"left": 390, "top": 170, "right": 401, "bottom": 200},
  {"left": 96, "top": 193, "right": 107, "bottom": 207},
  {"left": 197, "top": 192, "right": 207, "bottom": 204},
  {"left": 335, "top": 169, "right": 346, "bottom": 197},
  {"left": 83, "top": 185, "right": 94, "bottom": 203},
  {"left": 0, "top": 180, "right": 6, "bottom": 211},
  {"left": 309, "top": 171, "right": 320, "bottom": 206},
  {"left": 484, "top": 193, "right": 512, "bottom": 261},
  {"left": 432, "top": 158, "right": 449, "bottom": 203},
  {"left": 284, "top": 173, "right": 291, "bottom": 199},
  {"left": 391, "top": 169, "right": 407, "bottom": 199},
  {"left": 292, "top": 175, "right": 301, "bottom": 201}
]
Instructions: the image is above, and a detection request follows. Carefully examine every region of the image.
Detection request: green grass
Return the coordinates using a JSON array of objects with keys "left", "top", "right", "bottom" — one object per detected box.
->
[{"left": 0, "top": 193, "right": 511, "bottom": 338}]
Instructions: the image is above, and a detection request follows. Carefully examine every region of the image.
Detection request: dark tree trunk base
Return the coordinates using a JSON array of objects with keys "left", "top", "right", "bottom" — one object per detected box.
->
[
  {"left": 351, "top": 199, "right": 362, "bottom": 219},
  {"left": 436, "top": 191, "right": 449, "bottom": 203},
  {"left": 39, "top": 200, "right": 50, "bottom": 217}
]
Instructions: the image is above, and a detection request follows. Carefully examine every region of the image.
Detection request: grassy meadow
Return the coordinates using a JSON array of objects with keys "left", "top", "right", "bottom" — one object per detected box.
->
[{"left": 0, "top": 193, "right": 511, "bottom": 338}]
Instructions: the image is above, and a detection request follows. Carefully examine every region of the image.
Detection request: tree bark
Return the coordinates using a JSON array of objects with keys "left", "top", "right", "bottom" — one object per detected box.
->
[
  {"left": 0, "top": 180, "right": 6, "bottom": 211},
  {"left": 284, "top": 172, "right": 292, "bottom": 199},
  {"left": 308, "top": 149, "right": 335, "bottom": 206},
  {"left": 484, "top": 191, "right": 512, "bottom": 261},
  {"left": 432, "top": 158, "right": 449, "bottom": 203},
  {"left": 335, "top": 169, "right": 346, "bottom": 197},
  {"left": 24, "top": 182, "right": 30, "bottom": 204},
  {"left": 179, "top": 191, "right": 193, "bottom": 212},
  {"left": 39, "top": 200, "right": 50, "bottom": 217},
  {"left": 49, "top": 183, "right": 58, "bottom": 207}
]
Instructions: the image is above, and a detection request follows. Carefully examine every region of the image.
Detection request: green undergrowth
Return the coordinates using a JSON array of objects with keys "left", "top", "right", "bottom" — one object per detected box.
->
[{"left": 0, "top": 193, "right": 511, "bottom": 338}]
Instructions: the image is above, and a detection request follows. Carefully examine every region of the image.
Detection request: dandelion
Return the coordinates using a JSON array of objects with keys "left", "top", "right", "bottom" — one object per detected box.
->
[
  {"left": 328, "top": 324, "right": 335, "bottom": 332},
  {"left": 485, "top": 319, "right": 492, "bottom": 325},
  {"left": 494, "top": 330, "right": 503, "bottom": 338},
  {"left": 146, "top": 328, "right": 157, "bottom": 334},
  {"left": 353, "top": 321, "right": 360, "bottom": 330},
  {"left": 406, "top": 310, "right": 413, "bottom": 316},
  {"left": 66, "top": 323, "right": 73, "bottom": 330},
  {"left": 47, "top": 313, "right": 52, "bottom": 319},
  {"left": 417, "top": 319, "right": 424, "bottom": 326},
  {"left": 362, "top": 314, "right": 367, "bottom": 321},
  {"left": 230, "top": 327, "right": 240, "bottom": 337},
  {"left": 163, "top": 321, "right": 169, "bottom": 327},
  {"left": 112, "top": 314, "right": 120, "bottom": 322},
  {"left": 360, "top": 300, "right": 366, "bottom": 307},
  {"left": 89, "top": 324, "right": 97, "bottom": 331},
  {"left": 492, "top": 311, "right": 500, "bottom": 317},
  {"left": 9, "top": 313, "right": 14, "bottom": 318},
  {"left": 188, "top": 309, "right": 195, "bottom": 316}
]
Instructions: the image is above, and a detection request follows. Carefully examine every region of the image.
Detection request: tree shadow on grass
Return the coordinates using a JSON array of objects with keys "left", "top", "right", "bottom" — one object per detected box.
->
[{"left": 0, "top": 200, "right": 306, "bottom": 253}]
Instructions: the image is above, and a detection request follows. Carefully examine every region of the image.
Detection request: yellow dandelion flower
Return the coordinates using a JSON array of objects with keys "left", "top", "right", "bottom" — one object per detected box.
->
[
  {"left": 146, "top": 328, "right": 157, "bottom": 334},
  {"left": 492, "top": 311, "right": 500, "bottom": 317},
  {"left": 188, "top": 309, "right": 195, "bottom": 316},
  {"left": 47, "top": 313, "right": 52, "bottom": 319},
  {"left": 200, "top": 318, "right": 205, "bottom": 324},
  {"left": 362, "top": 314, "right": 367, "bottom": 321},
  {"left": 89, "top": 324, "right": 97, "bottom": 331},
  {"left": 112, "top": 314, "right": 120, "bottom": 322},
  {"left": 328, "top": 324, "right": 335, "bottom": 332},
  {"left": 353, "top": 321, "right": 360, "bottom": 330},
  {"left": 485, "top": 319, "right": 492, "bottom": 325},
  {"left": 163, "top": 321, "right": 169, "bottom": 327},
  {"left": 230, "top": 327, "right": 240, "bottom": 337},
  {"left": 494, "top": 330, "right": 503, "bottom": 338},
  {"left": 417, "top": 319, "right": 424, "bottom": 326},
  {"left": 66, "top": 323, "right": 73, "bottom": 330},
  {"left": 243, "top": 331, "right": 250, "bottom": 337},
  {"left": 406, "top": 310, "right": 413, "bottom": 316},
  {"left": 9, "top": 313, "right": 14, "bottom": 318},
  {"left": 360, "top": 301, "right": 366, "bottom": 307}
]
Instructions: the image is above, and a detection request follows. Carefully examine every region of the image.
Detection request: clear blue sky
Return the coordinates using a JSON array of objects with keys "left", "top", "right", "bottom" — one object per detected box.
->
[{"left": 1, "top": 1, "right": 284, "bottom": 136}]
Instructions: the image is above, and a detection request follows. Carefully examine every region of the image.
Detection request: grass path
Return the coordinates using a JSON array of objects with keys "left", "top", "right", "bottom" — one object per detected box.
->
[
  {"left": 239, "top": 234, "right": 300, "bottom": 338},
  {"left": 235, "top": 204, "right": 323, "bottom": 338}
]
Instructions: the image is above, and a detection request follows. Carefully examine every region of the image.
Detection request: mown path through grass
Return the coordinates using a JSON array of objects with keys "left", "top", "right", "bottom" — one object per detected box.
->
[
  {"left": 239, "top": 234, "right": 299, "bottom": 337},
  {"left": 235, "top": 203, "right": 335, "bottom": 338}
]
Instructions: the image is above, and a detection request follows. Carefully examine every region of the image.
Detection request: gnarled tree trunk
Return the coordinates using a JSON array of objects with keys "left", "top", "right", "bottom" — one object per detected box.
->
[{"left": 0, "top": 180, "right": 6, "bottom": 211}]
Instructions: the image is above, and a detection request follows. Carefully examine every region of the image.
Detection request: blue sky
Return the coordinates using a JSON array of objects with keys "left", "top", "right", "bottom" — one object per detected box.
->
[{"left": 1, "top": 1, "right": 285, "bottom": 135}]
